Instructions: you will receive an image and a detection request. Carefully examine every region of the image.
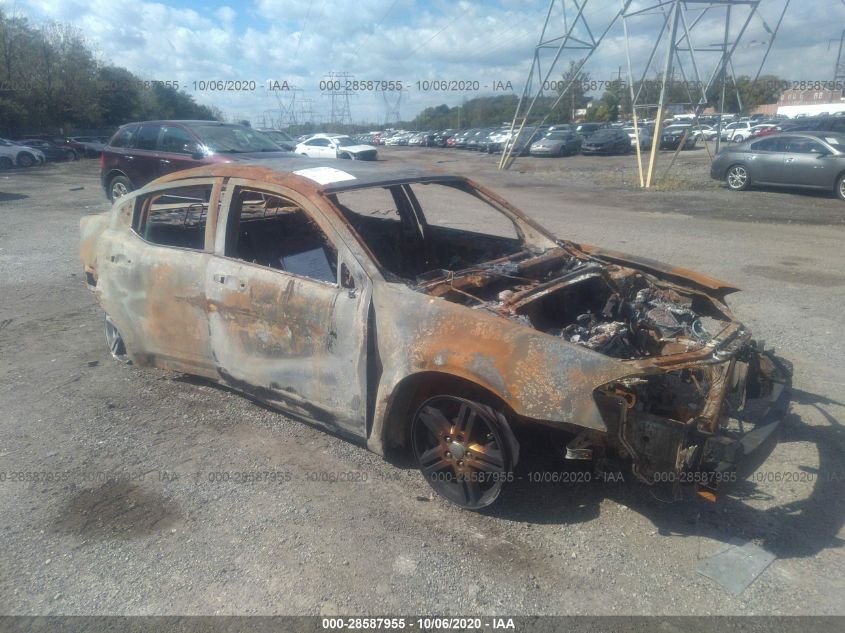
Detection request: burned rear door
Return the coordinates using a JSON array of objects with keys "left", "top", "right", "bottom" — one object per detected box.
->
[
  {"left": 97, "top": 178, "right": 221, "bottom": 377},
  {"left": 206, "top": 179, "right": 371, "bottom": 436}
]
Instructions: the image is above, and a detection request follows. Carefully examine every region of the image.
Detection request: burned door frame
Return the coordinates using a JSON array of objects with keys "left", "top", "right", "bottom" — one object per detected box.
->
[
  {"left": 97, "top": 176, "right": 223, "bottom": 377},
  {"left": 207, "top": 177, "right": 373, "bottom": 437}
]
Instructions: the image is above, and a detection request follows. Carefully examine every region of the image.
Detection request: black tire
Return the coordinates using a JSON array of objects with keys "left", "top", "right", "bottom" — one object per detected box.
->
[
  {"left": 726, "top": 164, "right": 750, "bottom": 191},
  {"left": 837, "top": 174, "right": 845, "bottom": 202},
  {"left": 411, "top": 395, "right": 516, "bottom": 510},
  {"left": 65, "top": 150, "right": 78, "bottom": 161},
  {"left": 0, "top": 156, "right": 12, "bottom": 170},
  {"left": 108, "top": 175, "right": 132, "bottom": 202},
  {"left": 16, "top": 152, "right": 35, "bottom": 168},
  {"left": 104, "top": 314, "right": 130, "bottom": 363}
]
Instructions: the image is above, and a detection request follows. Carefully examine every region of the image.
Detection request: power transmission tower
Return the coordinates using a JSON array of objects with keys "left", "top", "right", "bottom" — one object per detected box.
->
[
  {"left": 499, "top": 0, "right": 633, "bottom": 169},
  {"left": 298, "top": 98, "right": 315, "bottom": 133},
  {"left": 322, "top": 72, "right": 355, "bottom": 129},
  {"left": 834, "top": 30, "right": 845, "bottom": 95},
  {"left": 273, "top": 85, "right": 303, "bottom": 128},
  {"left": 622, "top": 0, "right": 763, "bottom": 187},
  {"left": 382, "top": 89, "right": 402, "bottom": 125}
]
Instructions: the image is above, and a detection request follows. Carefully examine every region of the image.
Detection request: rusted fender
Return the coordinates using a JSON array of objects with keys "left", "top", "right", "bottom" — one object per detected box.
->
[{"left": 367, "top": 283, "right": 631, "bottom": 455}]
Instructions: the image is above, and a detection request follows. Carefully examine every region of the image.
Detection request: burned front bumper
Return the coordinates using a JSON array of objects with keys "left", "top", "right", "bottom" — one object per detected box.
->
[{"left": 595, "top": 344, "right": 792, "bottom": 500}]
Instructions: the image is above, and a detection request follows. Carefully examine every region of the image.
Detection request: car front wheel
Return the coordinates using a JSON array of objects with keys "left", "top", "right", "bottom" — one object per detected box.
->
[
  {"left": 836, "top": 174, "right": 845, "bottom": 202},
  {"left": 411, "top": 395, "right": 516, "bottom": 510},
  {"left": 108, "top": 175, "right": 132, "bottom": 201},
  {"left": 65, "top": 150, "right": 78, "bottom": 161},
  {"left": 726, "top": 164, "right": 750, "bottom": 191},
  {"left": 16, "top": 152, "right": 35, "bottom": 167}
]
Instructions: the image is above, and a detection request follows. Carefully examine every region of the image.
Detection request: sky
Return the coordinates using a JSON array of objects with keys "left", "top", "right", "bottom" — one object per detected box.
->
[{"left": 12, "top": 0, "right": 845, "bottom": 126}]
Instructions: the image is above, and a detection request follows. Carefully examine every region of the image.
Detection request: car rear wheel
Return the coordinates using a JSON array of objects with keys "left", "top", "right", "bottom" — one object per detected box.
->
[
  {"left": 108, "top": 175, "right": 132, "bottom": 202},
  {"left": 65, "top": 150, "right": 78, "bottom": 161},
  {"left": 411, "top": 395, "right": 516, "bottom": 510},
  {"left": 837, "top": 174, "right": 845, "bottom": 202},
  {"left": 104, "top": 314, "right": 129, "bottom": 362},
  {"left": 726, "top": 164, "right": 750, "bottom": 191},
  {"left": 16, "top": 152, "right": 35, "bottom": 167},
  {"left": 0, "top": 156, "right": 12, "bottom": 169},
  {"left": 734, "top": 134, "right": 745, "bottom": 143}
]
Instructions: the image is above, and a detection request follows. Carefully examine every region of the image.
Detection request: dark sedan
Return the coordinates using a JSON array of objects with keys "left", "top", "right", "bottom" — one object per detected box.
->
[
  {"left": 580, "top": 128, "right": 631, "bottom": 155},
  {"left": 710, "top": 132, "right": 845, "bottom": 201},
  {"left": 19, "top": 139, "right": 79, "bottom": 161},
  {"left": 660, "top": 126, "right": 698, "bottom": 150}
]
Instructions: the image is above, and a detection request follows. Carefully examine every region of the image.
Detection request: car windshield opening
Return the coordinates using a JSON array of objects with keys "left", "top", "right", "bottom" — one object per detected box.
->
[{"left": 331, "top": 181, "right": 531, "bottom": 282}]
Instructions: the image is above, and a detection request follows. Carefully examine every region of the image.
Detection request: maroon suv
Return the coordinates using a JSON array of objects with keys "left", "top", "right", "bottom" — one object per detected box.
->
[{"left": 100, "top": 120, "right": 292, "bottom": 200}]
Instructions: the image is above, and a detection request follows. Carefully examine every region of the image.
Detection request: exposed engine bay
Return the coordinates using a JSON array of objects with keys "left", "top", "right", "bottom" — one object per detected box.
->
[{"left": 414, "top": 245, "right": 730, "bottom": 360}]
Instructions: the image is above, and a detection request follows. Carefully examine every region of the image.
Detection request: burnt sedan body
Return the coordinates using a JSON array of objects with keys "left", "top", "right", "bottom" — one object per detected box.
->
[{"left": 80, "top": 159, "right": 790, "bottom": 509}]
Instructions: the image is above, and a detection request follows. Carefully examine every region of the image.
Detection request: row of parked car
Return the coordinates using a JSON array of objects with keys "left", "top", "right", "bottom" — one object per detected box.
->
[
  {"left": 0, "top": 135, "right": 108, "bottom": 169},
  {"left": 351, "top": 121, "right": 724, "bottom": 158}
]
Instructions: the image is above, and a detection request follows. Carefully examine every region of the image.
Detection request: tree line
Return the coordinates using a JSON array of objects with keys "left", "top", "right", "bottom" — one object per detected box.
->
[
  {"left": 401, "top": 60, "right": 785, "bottom": 130},
  {"left": 0, "top": 9, "right": 221, "bottom": 138}
]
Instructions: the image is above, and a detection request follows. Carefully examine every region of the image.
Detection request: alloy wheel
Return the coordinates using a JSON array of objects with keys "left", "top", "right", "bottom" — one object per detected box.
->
[
  {"left": 412, "top": 395, "right": 512, "bottom": 509},
  {"left": 727, "top": 165, "right": 748, "bottom": 190}
]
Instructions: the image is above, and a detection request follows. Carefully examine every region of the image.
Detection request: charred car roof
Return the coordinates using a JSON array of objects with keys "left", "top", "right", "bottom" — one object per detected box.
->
[{"left": 155, "top": 158, "right": 464, "bottom": 193}]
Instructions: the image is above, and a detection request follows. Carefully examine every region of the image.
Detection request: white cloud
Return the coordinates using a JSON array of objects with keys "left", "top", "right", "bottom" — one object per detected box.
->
[{"left": 15, "top": 0, "right": 845, "bottom": 125}]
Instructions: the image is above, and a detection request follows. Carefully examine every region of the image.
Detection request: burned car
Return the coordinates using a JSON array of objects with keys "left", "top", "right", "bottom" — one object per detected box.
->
[{"left": 79, "top": 159, "right": 790, "bottom": 509}]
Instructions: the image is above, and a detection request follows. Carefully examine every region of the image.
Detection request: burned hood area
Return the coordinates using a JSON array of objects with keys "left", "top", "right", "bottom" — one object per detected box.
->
[{"left": 412, "top": 244, "right": 731, "bottom": 361}]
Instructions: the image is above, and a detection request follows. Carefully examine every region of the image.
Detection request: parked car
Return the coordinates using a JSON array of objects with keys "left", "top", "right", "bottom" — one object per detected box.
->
[
  {"left": 451, "top": 129, "right": 476, "bottom": 149},
  {"left": 70, "top": 136, "right": 108, "bottom": 157},
  {"left": 720, "top": 121, "right": 754, "bottom": 143},
  {"left": 19, "top": 138, "right": 80, "bottom": 161},
  {"left": 258, "top": 129, "right": 297, "bottom": 151},
  {"left": 660, "top": 125, "right": 698, "bottom": 150},
  {"left": 498, "top": 127, "right": 544, "bottom": 156},
  {"left": 433, "top": 130, "right": 454, "bottom": 147},
  {"left": 710, "top": 132, "right": 845, "bottom": 201},
  {"left": 529, "top": 130, "right": 583, "bottom": 156},
  {"left": 0, "top": 137, "right": 46, "bottom": 168},
  {"left": 295, "top": 133, "right": 378, "bottom": 161},
  {"left": 465, "top": 128, "right": 495, "bottom": 151},
  {"left": 101, "top": 120, "right": 291, "bottom": 201},
  {"left": 747, "top": 124, "right": 778, "bottom": 139},
  {"left": 779, "top": 115, "right": 845, "bottom": 135},
  {"left": 623, "top": 126, "right": 652, "bottom": 150},
  {"left": 21, "top": 133, "right": 88, "bottom": 157},
  {"left": 575, "top": 123, "right": 603, "bottom": 138},
  {"left": 581, "top": 128, "right": 632, "bottom": 155},
  {"left": 79, "top": 158, "right": 790, "bottom": 509}
]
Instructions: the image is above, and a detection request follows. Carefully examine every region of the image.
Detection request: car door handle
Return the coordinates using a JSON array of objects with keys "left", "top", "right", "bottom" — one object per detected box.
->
[
  {"left": 125, "top": 155, "right": 135, "bottom": 160},
  {"left": 110, "top": 253, "right": 130, "bottom": 264},
  {"left": 159, "top": 159, "right": 171, "bottom": 164},
  {"left": 785, "top": 157, "right": 795, "bottom": 163}
]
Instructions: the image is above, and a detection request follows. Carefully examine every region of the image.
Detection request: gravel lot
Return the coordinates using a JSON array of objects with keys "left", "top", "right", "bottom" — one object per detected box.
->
[{"left": 1, "top": 149, "right": 843, "bottom": 617}]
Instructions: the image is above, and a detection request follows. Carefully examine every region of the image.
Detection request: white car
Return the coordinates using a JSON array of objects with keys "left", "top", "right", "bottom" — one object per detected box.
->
[
  {"left": 295, "top": 134, "right": 378, "bottom": 160},
  {"left": 720, "top": 121, "right": 754, "bottom": 143},
  {"left": 623, "top": 127, "right": 652, "bottom": 149},
  {"left": 0, "top": 137, "right": 46, "bottom": 168}
]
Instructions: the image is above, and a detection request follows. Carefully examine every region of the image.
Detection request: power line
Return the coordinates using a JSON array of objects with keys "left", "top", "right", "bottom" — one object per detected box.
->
[
  {"left": 354, "top": 0, "right": 401, "bottom": 57},
  {"left": 293, "top": 0, "right": 315, "bottom": 63},
  {"left": 405, "top": 11, "right": 463, "bottom": 57}
]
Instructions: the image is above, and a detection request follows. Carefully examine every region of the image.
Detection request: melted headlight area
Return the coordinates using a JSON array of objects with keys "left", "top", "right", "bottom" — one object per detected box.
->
[{"left": 594, "top": 358, "right": 754, "bottom": 487}]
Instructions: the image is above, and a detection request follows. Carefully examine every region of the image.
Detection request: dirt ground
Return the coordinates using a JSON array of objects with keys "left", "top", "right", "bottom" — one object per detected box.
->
[{"left": 1, "top": 147, "right": 844, "bottom": 616}]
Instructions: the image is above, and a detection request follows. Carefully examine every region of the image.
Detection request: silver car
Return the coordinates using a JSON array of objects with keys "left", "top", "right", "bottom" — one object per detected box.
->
[
  {"left": 710, "top": 132, "right": 845, "bottom": 201},
  {"left": 529, "top": 130, "right": 582, "bottom": 156}
]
